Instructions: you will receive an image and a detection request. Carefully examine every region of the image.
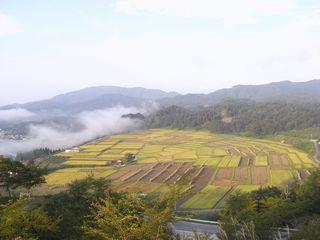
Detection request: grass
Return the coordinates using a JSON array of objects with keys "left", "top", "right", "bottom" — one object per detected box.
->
[
  {"left": 205, "top": 157, "right": 223, "bottom": 167},
  {"left": 46, "top": 169, "right": 90, "bottom": 185},
  {"left": 236, "top": 185, "right": 261, "bottom": 192},
  {"left": 289, "top": 153, "right": 302, "bottom": 165},
  {"left": 255, "top": 155, "right": 268, "bottom": 166},
  {"left": 218, "top": 156, "right": 232, "bottom": 167},
  {"left": 174, "top": 151, "right": 198, "bottom": 159},
  {"left": 270, "top": 170, "right": 294, "bottom": 186},
  {"left": 181, "top": 186, "right": 231, "bottom": 209},
  {"left": 63, "top": 160, "right": 108, "bottom": 166},
  {"left": 213, "top": 149, "right": 228, "bottom": 156},
  {"left": 228, "top": 155, "right": 241, "bottom": 167},
  {"left": 196, "top": 147, "right": 213, "bottom": 156}
]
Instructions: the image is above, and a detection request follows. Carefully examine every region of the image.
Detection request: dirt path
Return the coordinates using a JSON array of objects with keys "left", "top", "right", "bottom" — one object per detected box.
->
[{"left": 311, "top": 140, "right": 320, "bottom": 164}]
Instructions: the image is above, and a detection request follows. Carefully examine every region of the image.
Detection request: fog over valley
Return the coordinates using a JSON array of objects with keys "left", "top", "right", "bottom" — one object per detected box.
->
[{"left": 0, "top": 107, "right": 145, "bottom": 156}]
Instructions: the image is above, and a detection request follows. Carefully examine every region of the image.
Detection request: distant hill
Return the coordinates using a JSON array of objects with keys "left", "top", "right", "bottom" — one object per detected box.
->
[
  {"left": 1, "top": 86, "right": 180, "bottom": 114},
  {"left": 158, "top": 80, "right": 320, "bottom": 108}
]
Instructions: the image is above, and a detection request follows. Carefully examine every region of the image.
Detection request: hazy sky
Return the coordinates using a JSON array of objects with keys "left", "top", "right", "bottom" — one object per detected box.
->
[{"left": 1, "top": 0, "right": 320, "bottom": 105}]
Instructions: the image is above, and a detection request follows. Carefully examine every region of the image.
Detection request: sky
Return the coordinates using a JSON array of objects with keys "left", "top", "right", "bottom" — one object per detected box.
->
[{"left": 0, "top": 0, "right": 320, "bottom": 105}]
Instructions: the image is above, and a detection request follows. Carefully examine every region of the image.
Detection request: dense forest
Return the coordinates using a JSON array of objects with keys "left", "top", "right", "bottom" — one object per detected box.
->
[{"left": 146, "top": 100, "right": 320, "bottom": 136}]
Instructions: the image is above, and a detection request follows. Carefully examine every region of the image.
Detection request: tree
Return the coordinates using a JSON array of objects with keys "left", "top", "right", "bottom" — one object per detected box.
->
[
  {"left": 124, "top": 153, "right": 136, "bottom": 163},
  {"left": 293, "top": 215, "right": 320, "bottom": 240},
  {"left": 44, "top": 176, "right": 115, "bottom": 239},
  {"left": 83, "top": 190, "right": 177, "bottom": 240},
  {"left": 297, "top": 170, "right": 320, "bottom": 214},
  {"left": 0, "top": 198, "right": 57, "bottom": 239},
  {"left": 0, "top": 157, "right": 47, "bottom": 197}
]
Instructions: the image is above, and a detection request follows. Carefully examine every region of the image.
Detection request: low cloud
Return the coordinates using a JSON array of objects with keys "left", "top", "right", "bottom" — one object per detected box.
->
[
  {"left": 0, "top": 108, "right": 35, "bottom": 122},
  {"left": 0, "top": 12, "right": 21, "bottom": 37},
  {"left": 115, "top": 0, "right": 296, "bottom": 24},
  {"left": 0, "top": 107, "right": 143, "bottom": 156}
]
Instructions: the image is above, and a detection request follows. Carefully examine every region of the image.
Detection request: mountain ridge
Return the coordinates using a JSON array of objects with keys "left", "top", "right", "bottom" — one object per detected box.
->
[
  {"left": 158, "top": 79, "right": 320, "bottom": 108},
  {"left": 0, "top": 86, "right": 180, "bottom": 113},
  {"left": 2, "top": 80, "right": 320, "bottom": 112}
]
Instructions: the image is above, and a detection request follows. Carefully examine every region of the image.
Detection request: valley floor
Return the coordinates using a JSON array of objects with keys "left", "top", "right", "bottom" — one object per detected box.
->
[{"left": 42, "top": 129, "right": 319, "bottom": 209}]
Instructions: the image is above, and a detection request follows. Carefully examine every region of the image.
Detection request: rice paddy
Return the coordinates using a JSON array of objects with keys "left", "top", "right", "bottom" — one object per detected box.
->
[{"left": 47, "top": 129, "right": 319, "bottom": 209}]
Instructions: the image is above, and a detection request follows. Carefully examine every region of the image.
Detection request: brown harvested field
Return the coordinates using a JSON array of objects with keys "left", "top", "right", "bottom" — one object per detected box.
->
[
  {"left": 280, "top": 155, "right": 290, "bottom": 167},
  {"left": 114, "top": 181, "right": 161, "bottom": 193},
  {"left": 108, "top": 169, "right": 131, "bottom": 180},
  {"left": 122, "top": 164, "right": 156, "bottom": 183},
  {"left": 140, "top": 163, "right": 169, "bottom": 182},
  {"left": 299, "top": 169, "right": 310, "bottom": 180},
  {"left": 152, "top": 163, "right": 181, "bottom": 183},
  {"left": 213, "top": 167, "right": 234, "bottom": 186},
  {"left": 108, "top": 166, "right": 138, "bottom": 180},
  {"left": 185, "top": 167, "right": 203, "bottom": 184},
  {"left": 108, "top": 163, "right": 155, "bottom": 181},
  {"left": 234, "top": 167, "right": 249, "bottom": 184},
  {"left": 124, "top": 169, "right": 151, "bottom": 183},
  {"left": 252, "top": 166, "right": 268, "bottom": 185},
  {"left": 192, "top": 167, "right": 214, "bottom": 190},
  {"left": 216, "top": 167, "right": 233, "bottom": 179},
  {"left": 166, "top": 162, "right": 193, "bottom": 184},
  {"left": 271, "top": 154, "right": 290, "bottom": 169}
]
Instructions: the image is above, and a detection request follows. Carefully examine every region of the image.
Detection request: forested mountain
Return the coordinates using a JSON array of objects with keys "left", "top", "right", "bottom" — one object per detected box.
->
[
  {"left": 2, "top": 80, "right": 320, "bottom": 113},
  {"left": 158, "top": 79, "right": 320, "bottom": 108},
  {"left": 146, "top": 100, "right": 320, "bottom": 136},
  {"left": 2, "top": 80, "right": 320, "bottom": 135},
  {"left": 0, "top": 86, "right": 179, "bottom": 113}
]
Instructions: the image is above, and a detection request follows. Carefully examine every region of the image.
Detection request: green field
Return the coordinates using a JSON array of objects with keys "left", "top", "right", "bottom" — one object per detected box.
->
[
  {"left": 46, "top": 129, "right": 318, "bottom": 209},
  {"left": 181, "top": 186, "right": 231, "bottom": 209}
]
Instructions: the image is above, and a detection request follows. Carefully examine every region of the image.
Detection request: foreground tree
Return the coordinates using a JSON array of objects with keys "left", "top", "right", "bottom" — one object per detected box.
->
[
  {"left": 0, "top": 156, "right": 47, "bottom": 197},
  {"left": 219, "top": 171, "right": 320, "bottom": 239},
  {"left": 292, "top": 215, "right": 320, "bottom": 240},
  {"left": 0, "top": 198, "right": 57, "bottom": 239},
  {"left": 44, "top": 176, "right": 116, "bottom": 239},
  {"left": 83, "top": 190, "right": 177, "bottom": 240}
]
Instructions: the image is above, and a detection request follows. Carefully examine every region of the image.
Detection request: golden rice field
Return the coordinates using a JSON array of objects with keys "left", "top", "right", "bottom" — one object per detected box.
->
[{"left": 47, "top": 129, "right": 319, "bottom": 209}]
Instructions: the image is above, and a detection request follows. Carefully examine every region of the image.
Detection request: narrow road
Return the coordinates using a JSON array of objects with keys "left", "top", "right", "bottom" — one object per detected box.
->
[
  {"left": 171, "top": 221, "right": 219, "bottom": 239},
  {"left": 311, "top": 139, "right": 320, "bottom": 164}
]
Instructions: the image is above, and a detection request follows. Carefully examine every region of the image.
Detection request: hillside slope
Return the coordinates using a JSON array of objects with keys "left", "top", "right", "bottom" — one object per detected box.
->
[
  {"left": 1, "top": 86, "right": 180, "bottom": 113},
  {"left": 158, "top": 80, "right": 320, "bottom": 108}
]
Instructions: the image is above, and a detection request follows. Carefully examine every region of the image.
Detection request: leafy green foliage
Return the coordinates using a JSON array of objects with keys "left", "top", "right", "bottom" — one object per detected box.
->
[
  {"left": 124, "top": 152, "right": 136, "bottom": 163},
  {"left": 83, "top": 191, "right": 176, "bottom": 240},
  {"left": 0, "top": 156, "right": 47, "bottom": 197},
  {"left": 292, "top": 216, "right": 320, "bottom": 240},
  {"left": 0, "top": 198, "right": 57, "bottom": 239},
  {"left": 44, "top": 176, "right": 115, "bottom": 239},
  {"left": 15, "top": 147, "right": 60, "bottom": 163},
  {"left": 146, "top": 101, "right": 320, "bottom": 136},
  {"left": 220, "top": 170, "right": 320, "bottom": 239}
]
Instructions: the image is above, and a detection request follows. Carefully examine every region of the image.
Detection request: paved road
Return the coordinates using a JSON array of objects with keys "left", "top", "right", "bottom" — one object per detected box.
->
[
  {"left": 172, "top": 221, "right": 219, "bottom": 240},
  {"left": 311, "top": 140, "right": 320, "bottom": 164}
]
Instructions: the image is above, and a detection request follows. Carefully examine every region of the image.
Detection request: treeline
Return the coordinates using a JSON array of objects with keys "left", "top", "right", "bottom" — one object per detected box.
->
[
  {"left": 220, "top": 171, "right": 320, "bottom": 240},
  {"left": 15, "top": 148, "right": 61, "bottom": 163},
  {"left": 146, "top": 100, "right": 320, "bottom": 136}
]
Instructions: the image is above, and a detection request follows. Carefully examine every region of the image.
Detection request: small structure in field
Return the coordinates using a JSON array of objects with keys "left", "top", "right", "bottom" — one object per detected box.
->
[
  {"left": 65, "top": 147, "right": 80, "bottom": 153},
  {"left": 115, "top": 159, "right": 125, "bottom": 167}
]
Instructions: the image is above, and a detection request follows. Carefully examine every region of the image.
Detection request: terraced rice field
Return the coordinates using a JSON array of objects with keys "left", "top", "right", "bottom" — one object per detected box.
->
[{"left": 47, "top": 129, "right": 319, "bottom": 209}]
